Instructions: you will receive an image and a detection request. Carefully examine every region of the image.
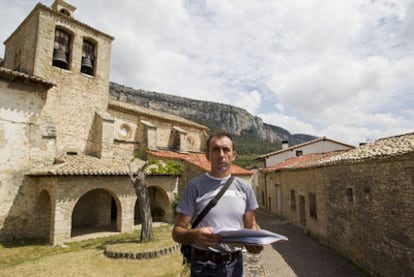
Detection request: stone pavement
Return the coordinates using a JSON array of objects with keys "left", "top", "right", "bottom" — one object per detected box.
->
[{"left": 243, "top": 209, "right": 368, "bottom": 277}]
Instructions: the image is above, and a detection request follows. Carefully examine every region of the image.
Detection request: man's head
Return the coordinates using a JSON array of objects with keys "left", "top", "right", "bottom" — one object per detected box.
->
[{"left": 206, "top": 132, "right": 237, "bottom": 178}]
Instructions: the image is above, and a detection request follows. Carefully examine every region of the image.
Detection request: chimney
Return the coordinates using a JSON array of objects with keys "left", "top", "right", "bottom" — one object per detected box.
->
[{"left": 282, "top": 140, "right": 289, "bottom": 149}]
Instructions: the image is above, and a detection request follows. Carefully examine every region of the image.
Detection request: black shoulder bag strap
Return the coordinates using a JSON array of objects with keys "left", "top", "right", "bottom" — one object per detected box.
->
[{"left": 192, "top": 175, "right": 235, "bottom": 228}]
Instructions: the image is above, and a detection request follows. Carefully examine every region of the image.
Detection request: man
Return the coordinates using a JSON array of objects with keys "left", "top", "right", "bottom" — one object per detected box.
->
[{"left": 172, "top": 132, "right": 263, "bottom": 277}]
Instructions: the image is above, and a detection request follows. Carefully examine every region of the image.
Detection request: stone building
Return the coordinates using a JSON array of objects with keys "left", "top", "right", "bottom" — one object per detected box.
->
[
  {"left": 260, "top": 132, "right": 414, "bottom": 276},
  {"left": 256, "top": 136, "right": 355, "bottom": 213},
  {"left": 0, "top": 0, "right": 253, "bottom": 245},
  {"left": 255, "top": 136, "right": 355, "bottom": 169}
]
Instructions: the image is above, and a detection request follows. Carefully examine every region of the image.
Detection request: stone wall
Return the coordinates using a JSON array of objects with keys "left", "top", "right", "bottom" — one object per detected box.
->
[
  {"left": 264, "top": 152, "right": 414, "bottom": 276},
  {"left": 4, "top": 4, "right": 114, "bottom": 156},
  {"left": 24, "top": 174, "right": 179, "bottom": 244},
  {"left": 264, "top": 168, "right": 329, "bottom": 239},
  {"left": 0, "top": 0, "right": 223, "bottom": 246},
  {"left": 0, "top": 78, "right": 51, "bottom": 240},
  {"left": 323, "top": 153, "right": 414, "bottom": 276},
  {"left": 2, "top": 7, "right": 39, "bottom": 74},
  {"left": 108, "top": 103, "right": 206, "bottom": 160}
]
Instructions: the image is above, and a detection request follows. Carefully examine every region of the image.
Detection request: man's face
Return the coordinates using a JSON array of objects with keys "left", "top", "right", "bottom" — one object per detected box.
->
[{"left": 206, "top": 136, "right": 236, "bottom": 177}]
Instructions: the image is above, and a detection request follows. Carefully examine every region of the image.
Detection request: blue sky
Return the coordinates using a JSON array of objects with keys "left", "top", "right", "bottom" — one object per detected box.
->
[{"left": 1, "top": 0, "right": 413, "bottom": 145}]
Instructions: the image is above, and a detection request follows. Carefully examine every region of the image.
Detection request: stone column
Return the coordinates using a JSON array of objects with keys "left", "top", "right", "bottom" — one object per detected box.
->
[
  {"left": 118, "top": 195, "right": 136, "bottom": 232},
  {"left": 50, "top": 200, "right": 72, "bottom": 245}
]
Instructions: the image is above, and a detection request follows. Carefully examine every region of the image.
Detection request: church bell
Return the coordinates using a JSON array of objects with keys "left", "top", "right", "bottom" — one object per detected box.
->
[
  {"left": 52, "top": 49, "right": 68, "bottom": 68},
  {"left": 81, "top": 56, "right": 94, "bottom": 74}
]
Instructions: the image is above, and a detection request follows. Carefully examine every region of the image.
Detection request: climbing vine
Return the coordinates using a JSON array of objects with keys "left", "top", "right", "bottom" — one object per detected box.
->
[{"left": 146, "top": 159, "right": 185, "bottom": 176}]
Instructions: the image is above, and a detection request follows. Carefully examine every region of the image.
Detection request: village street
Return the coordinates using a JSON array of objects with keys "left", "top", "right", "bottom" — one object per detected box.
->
[{"left": 243, "top": 209, "right": 367, "bottom": 277}]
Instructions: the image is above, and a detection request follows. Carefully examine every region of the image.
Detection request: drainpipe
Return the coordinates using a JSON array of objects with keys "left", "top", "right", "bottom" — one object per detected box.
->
[{"left": 264, "top": 172, "right": 268, "bottom": 210}]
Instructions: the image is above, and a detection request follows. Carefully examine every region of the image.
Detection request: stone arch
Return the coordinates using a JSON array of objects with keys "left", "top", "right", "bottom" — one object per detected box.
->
[
  {"left": 134, "top": 185, "right": 171, "bottom": 223},
  {"left": 32, "top": 189, "right": 52, "bottom": 240},
  {"left": 71, "top": 188, "right": 120, "bottom": 237}
]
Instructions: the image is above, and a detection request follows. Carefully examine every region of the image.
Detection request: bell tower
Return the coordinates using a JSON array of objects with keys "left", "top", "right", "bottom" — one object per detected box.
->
[
  {"left": 51, "top": 0, "right": 76, "bottom": 17},
  {"left": 3, "top": 0, "right": 114, "bottom": 155}
]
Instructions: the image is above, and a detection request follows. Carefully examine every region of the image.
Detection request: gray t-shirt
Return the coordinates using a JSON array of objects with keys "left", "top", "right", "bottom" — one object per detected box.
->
[{"left": 176, "top": 173, "right": 259, "bottom": 252}]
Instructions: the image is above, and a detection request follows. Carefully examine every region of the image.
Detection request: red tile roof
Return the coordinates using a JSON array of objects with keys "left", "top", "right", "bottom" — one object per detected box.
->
[{"left": 147, "top": 150, "right": 253, "bottom": 175}]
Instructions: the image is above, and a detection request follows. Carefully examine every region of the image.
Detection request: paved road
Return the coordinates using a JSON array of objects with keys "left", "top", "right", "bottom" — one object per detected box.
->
[{"left": 253, "top": 209, "right": 368, "bottom": 277}]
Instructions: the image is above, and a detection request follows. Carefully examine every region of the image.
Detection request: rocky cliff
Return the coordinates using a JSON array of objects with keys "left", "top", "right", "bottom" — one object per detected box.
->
[{"left": 109, "top": 82, "right": 316, "bottom": 146}]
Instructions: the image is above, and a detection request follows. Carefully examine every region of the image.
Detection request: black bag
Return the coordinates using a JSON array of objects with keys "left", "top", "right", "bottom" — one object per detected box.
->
[
  {"left": 180, "top": 176, "right": 234, "bottom": 264},
  {"left": 180, "top": 244, "right": 192, "bottom": 263}
]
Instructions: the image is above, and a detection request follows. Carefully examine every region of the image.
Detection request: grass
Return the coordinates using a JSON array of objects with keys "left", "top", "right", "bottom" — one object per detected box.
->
[{"left": 0, "top": 224, "right": 190, "bottom": 277}]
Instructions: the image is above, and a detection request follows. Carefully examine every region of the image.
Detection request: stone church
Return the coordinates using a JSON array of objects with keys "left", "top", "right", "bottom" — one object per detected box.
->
[{"left": 0, "top": 0, "right": 253, "bottom": 245}]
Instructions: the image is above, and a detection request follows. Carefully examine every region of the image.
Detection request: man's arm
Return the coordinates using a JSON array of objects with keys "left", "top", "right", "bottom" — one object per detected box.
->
[
  {"left": 243, "top": 210, "right": 264, "bottom": 254},
  {"left": 243, "top": 210, "right": 259, "bottom": 230},
  {"left": 172, "top": 213, "right": 221, "bottom": 247}
]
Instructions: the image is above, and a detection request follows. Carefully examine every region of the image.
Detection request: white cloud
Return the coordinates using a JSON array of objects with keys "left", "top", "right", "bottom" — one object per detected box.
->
[
  {"left": 1, "top": 0, "right": 413, "bottom": 146},
  {"left": 258, "top": 112, "right": 316, "bottom": 136},
  {"left": 233, "top": 90, "right": 262, "bottom": 115}
]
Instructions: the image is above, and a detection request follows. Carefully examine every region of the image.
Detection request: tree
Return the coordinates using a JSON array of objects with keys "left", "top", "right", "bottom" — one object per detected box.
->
[
  {"left": 128, "top": 161, "right": 153, "bottom": 242},
  {"left": 128, "top": 152, "right": 185, "bottom": 243}
]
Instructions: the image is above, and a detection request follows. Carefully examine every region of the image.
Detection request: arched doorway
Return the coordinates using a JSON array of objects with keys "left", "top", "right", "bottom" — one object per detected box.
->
[
  {"left": 71, "top": 189, "right": 118, "bottom": 237},
  {"left": 134, "top": 186, "right": 170, "bottom": 224}
]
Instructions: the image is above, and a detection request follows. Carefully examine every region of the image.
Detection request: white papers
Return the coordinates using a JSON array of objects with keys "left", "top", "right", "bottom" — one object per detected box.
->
[{"left": 216, "top": 229, "right": 288, "bottom": 245}]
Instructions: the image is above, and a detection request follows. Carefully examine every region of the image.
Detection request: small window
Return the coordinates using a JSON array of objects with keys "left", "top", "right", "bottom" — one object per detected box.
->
[
  {"left": 118, "top": 124, "right": 131, "bottom": 139},
  {"left": 347, "top": 188, "right": 354, "bottom": 203},
  {"left": 309, "top": 192, "right": 317, "bottom": 218},
  {"left": 296, "top": 150, "right": 303, "bottom": 157},
  {"left": 290, "top": 189, "right": 296, "bottom": 209},
  {"left": 52, "top": 28, "right": 71, "bottom": 69},
  {"left": 59, "top": 8, "right": 71, "bottom": 16},
  {"left": 261, "top": 191, "right": 265, "bottom": 206},
  {"left": 81, "top": 40, "right": 96, "bottom": 75},
  {"left": 187, "top": 136, "right": 195, "bottom": 148},
  {"left": 268, "top": 196, "right": 271, "bottom": 211}
]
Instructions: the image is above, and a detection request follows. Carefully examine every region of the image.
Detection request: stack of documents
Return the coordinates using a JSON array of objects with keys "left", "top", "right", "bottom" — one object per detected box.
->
[{"left": 216, "top": 229, "right": 288, "bottom": 245}]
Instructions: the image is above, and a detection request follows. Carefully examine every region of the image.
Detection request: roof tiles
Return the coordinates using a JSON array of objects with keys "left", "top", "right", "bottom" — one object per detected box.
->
[
  {"left": 30, "top": 155, "right": 145, "bottom": 176},
  {"left": 147, "top": 150, "right": 253, "bottom": 175},
  {"left": 263, "top": 132, "right": 414, "bottom": 172},
  {"left": 323, "top": 132, "right": 414, "bottom": 164}
]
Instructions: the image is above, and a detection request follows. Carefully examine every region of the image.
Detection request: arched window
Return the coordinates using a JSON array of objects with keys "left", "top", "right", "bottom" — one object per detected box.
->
[
  {"left": 59, "top": 8, "right": 71, "bottom": 16},
  {"left": 81, "top": 40, "right": 96, "bottom": 75},
  {"left": 52, "top": 28, "right": 71, "bottom": 69}
]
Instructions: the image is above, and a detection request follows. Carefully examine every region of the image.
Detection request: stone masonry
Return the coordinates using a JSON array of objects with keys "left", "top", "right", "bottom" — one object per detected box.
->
[
  {"left": 259, "top": 133, "right": 414, "bottom": 276},
  {"left": 0, "top": 0, "right": 215, "bottom": 245}
]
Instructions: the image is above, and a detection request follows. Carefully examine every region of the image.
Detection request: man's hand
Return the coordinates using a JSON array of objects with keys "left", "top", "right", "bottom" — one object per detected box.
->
[
  {"left": 245, "top": 244, "right": 264, "bottom": 254},
  {"left": 243, "top": 211, "right": 264, "bottom": 254},
  {"left": 193, "top": 227, "right": 221, "bottom": 247}
]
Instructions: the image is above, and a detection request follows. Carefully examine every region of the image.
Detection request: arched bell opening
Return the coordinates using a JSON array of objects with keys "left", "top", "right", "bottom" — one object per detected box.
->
[{"left": 52, "top": 27, "right": 72, "bottom": 70}]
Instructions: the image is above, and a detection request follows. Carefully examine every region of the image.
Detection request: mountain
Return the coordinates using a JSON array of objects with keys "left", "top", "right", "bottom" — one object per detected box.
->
[{"left": 109, "top": 82, "right": 316, "bottom": 156}]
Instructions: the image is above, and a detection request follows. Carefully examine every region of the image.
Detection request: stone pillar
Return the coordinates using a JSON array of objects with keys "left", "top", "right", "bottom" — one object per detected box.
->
[
  {"left": 173, "top": 126, "right": 188, "bottom": 153},
  {"left": 96, "top": 111, "right": 114, "bottom": 159},
  {"left": 118, "top": 195, "right": 136, "bottom": 232},
  {"left": 50, "top": 200, "right": 72, "bottom": 245},
  {"left": 140, "top": 120, "right": 158, "bottom": 150}
]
